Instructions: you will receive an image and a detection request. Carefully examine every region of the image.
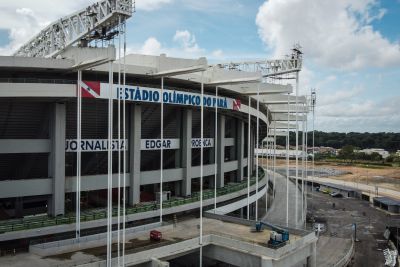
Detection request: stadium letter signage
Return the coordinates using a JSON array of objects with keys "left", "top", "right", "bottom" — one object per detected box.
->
[
  {"left": 141, "top": 139, "right": 180, "bottom": 150},
  {"left": 191, "top": 138, "right": 214, "bottom": 148},
  {"left": 117, "top": 86, "right": 230, "bottom": 109},
  {"left": 66, "top": 139, "right": 127, "bottom": 152},
  {"left": 80, "top": 81, "right": 235, "bottom": 110}
]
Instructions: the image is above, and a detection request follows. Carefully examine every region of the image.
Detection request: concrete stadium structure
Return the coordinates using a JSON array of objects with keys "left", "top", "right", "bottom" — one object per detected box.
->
[
  {"left": 0, "top": 1, "right": 322, "bottom": 266},
  {"left": 0, "top": 53, "right": 277, "bottom": 219}
]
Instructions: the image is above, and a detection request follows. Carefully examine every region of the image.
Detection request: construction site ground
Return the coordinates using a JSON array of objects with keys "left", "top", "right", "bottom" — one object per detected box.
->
[
  {"left": 307, "top": 188, "right": 400, "bottom": 267},
  {"left": 271, "top": 159, "right": 400, "bottom": 192}
]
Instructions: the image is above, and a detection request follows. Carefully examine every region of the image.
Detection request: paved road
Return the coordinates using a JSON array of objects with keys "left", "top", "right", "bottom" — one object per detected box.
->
[
  {"left": 316, "top": 236, "right": 353, "bottom": 267},
  {"left": 308, "top": 176, "right": 400, "bottom": 200},
  {"left": 262, "top": 170, "right": 304, "bottom": 228}
]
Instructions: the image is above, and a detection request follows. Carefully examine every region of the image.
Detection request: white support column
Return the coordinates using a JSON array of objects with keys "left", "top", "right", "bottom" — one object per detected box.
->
[
  {"left": 199, "top": 77, "right": 204, "bottom": 267},
  {"left": 48, "top": 102, "right": 66, "bottom": 216},
  {"left": 160, "top": 77, "right": 164, "bottom": 223},
  {"left": 182, "top": 109, "right": 192, "bottom": 196},
  {"left": 214, "top": 86, "right": 218, "bottom": 211},
  {"left": 122, "top": 19, "right": 127, "bottom": 267},
  {"left": 302, "top": 113, "right": 305, "bottom": 224},
  {"left": 265, "top": 106, "right": 269, "bottom": 214},
  {"left": 295, "top": 71, "right": 299, "bottom": 225},
  {"left": 129, "top": 104, "right": 141, "bottom": 205},
  {"left": 106, "top": 61, "right": 114, "bottom": 267},
  {"left": 273, "top": 122, "right": 276, "bottom": 199},
  {"left": 255, "top": 84, "right": 260, "bottom": 221},
  {"left": 76, "top": 70, "right": 82, "bottom": 240},
  {"left": 247, "top": 96, "right": 251, "bottom": 220},
  {"left": 286, "top": 94, "right": 290, "bottom": 227}
]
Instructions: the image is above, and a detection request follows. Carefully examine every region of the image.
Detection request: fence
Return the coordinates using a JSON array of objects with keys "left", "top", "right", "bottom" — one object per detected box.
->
[{"left": 0, "top": 168, "right": 264, "bottom": 234}]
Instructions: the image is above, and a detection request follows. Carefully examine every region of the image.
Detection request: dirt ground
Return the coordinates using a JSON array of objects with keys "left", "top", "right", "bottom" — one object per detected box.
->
[{"left": 262, "top": 158, "right": 400, "bottom": 191}]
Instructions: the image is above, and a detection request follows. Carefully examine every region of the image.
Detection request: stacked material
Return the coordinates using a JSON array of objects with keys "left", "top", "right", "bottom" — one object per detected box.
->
[{"left": 383, "top": 248, "right": 398, "bottom": 267}]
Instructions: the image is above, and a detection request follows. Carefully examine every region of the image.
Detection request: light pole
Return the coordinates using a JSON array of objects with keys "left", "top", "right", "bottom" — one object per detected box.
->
[
  {"left": 206, "top": 78, "right": 262, "bottom": 219},
  {"left": 295, "top": 71, "right": 299, "bottom": 226},
  {"left": 286, "top": 93, "right": 290, "bottom": 227},
  {"left": 311, "top": 89, "right": 316, "bottom": 197},
  {"left": 150, "top": 62, "right": 209, "bottom": 225},
  {"left": 73, "top": 51, "right": 117, "bottom": 267}
]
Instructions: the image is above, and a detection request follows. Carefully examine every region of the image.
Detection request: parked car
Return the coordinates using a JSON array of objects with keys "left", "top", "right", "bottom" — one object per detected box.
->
[{"left": 330, "top": 192, "right": 343, "bottom": 198}]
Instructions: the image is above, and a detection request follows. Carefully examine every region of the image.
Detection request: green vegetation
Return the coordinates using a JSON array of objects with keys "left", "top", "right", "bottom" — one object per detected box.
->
[{"left": 276, "top": 131, "right": 400, "bottom": 152}]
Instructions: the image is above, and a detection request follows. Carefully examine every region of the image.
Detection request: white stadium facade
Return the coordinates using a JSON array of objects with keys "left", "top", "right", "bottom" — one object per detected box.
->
[
  {"left": 0, "top": 53, "right": 274, "bottom": 218},
  {"left": 0, "top": 1, "right": 319, "bottom": 266}
]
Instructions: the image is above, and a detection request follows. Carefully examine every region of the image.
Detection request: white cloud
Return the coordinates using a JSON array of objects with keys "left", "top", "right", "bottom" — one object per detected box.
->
[
  {"left": 0, "top": 1, "right": 93, "bottom": 55},
  {"left": 211, "top": 49, "right": 223, "bottom": 58},
  {"left": 175, "top": 0, "right": 244, "bottom": 14},
  {"left": 135, "top": 0, "right": 173, "bottom": 11},
  {"left": 318, "top": 86, "right": 364, "bottom": 106},
  {"left": 318, "top": 95, "right": 400, "bottom": 119},
  {"left": 129, "top": 30, "right": 206, "bottom": 58},
  {"left": 173, "top": 30, "right": 203, "bottom": 54},
  {"left": 139, "top": 37, "right": 162, "bottom": 55},
  {"left": 0, "top": 0, "right": 173, "bottom": 55},
  {"left": 255, "top": 0, "right": 400, "bottom": 70},
  {"left": 315, "top": 95, "right": 400, "bottom": 132}
]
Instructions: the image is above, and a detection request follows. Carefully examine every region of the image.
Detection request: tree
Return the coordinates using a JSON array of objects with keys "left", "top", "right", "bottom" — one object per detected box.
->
[{"left": 338, "top": 145, "right": 355, "bottom": 161}]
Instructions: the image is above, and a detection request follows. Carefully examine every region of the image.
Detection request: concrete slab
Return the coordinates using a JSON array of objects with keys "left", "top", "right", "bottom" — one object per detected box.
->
[{"left": 0, "top": 217, "right": 303, "bottom": 267}]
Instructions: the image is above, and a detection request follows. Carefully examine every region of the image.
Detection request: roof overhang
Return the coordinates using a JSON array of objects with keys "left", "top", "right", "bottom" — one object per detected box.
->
[
  {"left": 271, "top": 113, "right": 307, "bottom": 121},
  {"left": 268, "top": 104, "right": 308, "bottom": 113},
  {"left": 261, "top": 94, "right": 306, "bottom": 104}
]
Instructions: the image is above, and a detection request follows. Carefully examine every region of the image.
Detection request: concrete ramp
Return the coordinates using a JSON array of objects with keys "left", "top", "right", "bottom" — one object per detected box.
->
[{"left": 207, "top": 186, "right": 267, "bottom": 215}]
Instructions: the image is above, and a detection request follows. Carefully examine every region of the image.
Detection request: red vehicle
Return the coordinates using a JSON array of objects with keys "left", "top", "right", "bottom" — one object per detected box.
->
[{"left": 150, "top": 230, "right": 162, "bottom": 241}]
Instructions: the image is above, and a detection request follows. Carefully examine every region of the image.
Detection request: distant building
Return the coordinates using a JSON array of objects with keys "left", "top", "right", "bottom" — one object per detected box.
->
[
  {"left": 255, "top": 148, "right": 307, "bottom": 158},
  {"left": 359, "top": 148, "right": 390, "bottom": 159},
  {"left": 307, "top": 146, "right": 337, "bottom": 156}
]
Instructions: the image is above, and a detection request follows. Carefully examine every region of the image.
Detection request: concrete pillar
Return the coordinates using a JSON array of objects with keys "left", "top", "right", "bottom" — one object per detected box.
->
[
  {"left": 129, "top": 104, "right": 141, "bottom": 205},
  {"left": 307, "top": 241, "right": 317, "bottom": 267},
  {"left": 252, "top": 126, "right": 256, "bottom": 175},
  {"left": 217, "top": 114, "right": 225, "bottom": 188},
  {"left": 174, "top": 181, "right": 181, "bottom": 197},
  {"left": 249, "top": 125, "right": 254, "bottom": 176},
  {"left": 15, "top": 197, "right": 23, "bottom": 218},
  {"left": 48, "top": 102, "right": 66, "bottom": 216},
  {"left": 261, "top": 256, "right": 274, "bottom": 267},
  {"left": 237, "top": 120, "right": 244, "bottom": 181},
  {"left": 175, "top": 110, "right": 182, "bottom": 169},
  {"left": 182, "top": 109, "right": 192, "bottom": 196}
]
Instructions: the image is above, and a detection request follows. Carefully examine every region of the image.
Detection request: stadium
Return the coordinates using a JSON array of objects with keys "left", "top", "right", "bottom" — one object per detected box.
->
[
  {"left": 0, "top": 52, "right": 275, "bottom": 219},
  {"left": 0, "top": 1, "right": 321, "bottom": 266}
]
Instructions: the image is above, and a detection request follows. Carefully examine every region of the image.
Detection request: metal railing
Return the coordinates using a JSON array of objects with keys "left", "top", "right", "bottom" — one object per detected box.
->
[
  {"left": 333, "top": 237, "right": 355, "bottom": 267},
  {"left": 0, "top": 168, "right": 264, "bottom": 234},
  {"left": 0, "top": 78, "right": 76, "bottom": 84}
]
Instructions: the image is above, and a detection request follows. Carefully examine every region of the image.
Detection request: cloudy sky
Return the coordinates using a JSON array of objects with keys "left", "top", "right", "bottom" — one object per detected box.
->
[{"left": 0, "top": 0, "right": 399, "bottom": 133}]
